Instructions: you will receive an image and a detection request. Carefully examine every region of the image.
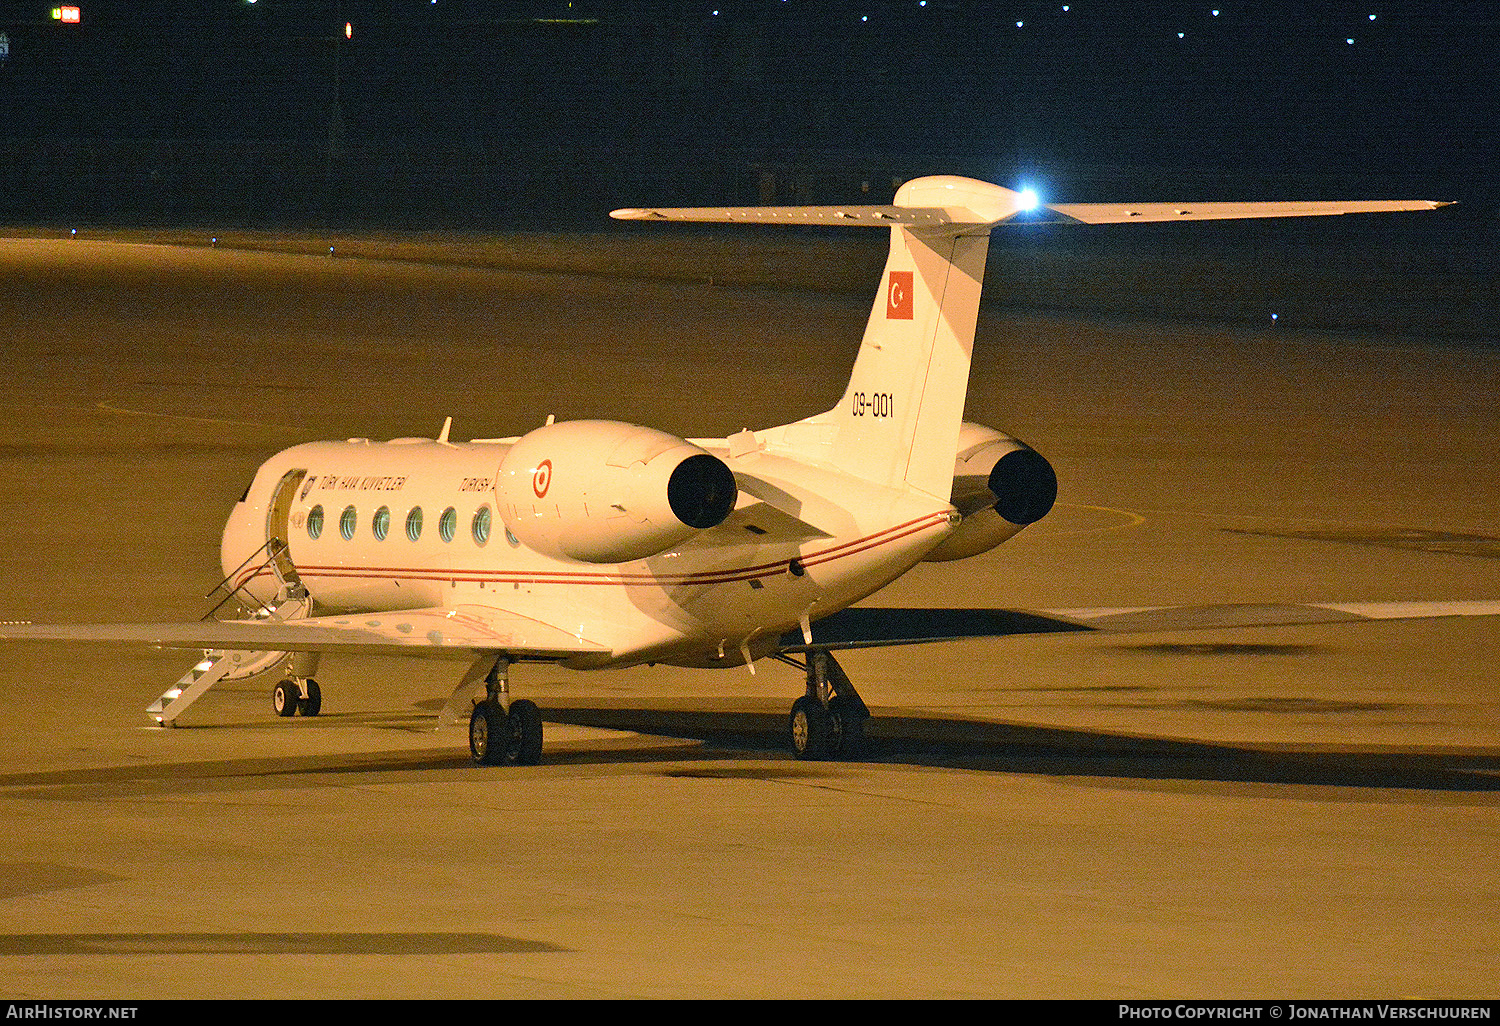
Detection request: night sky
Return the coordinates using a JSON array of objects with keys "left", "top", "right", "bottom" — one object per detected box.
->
[{"left": 0, "top": 2, "right": 1495, "bottom": 226}]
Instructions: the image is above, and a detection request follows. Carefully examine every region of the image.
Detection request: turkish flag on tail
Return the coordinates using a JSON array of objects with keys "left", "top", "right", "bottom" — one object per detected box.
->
[{"left": 886, "top": 270, "right": 913, "bottom": 319}]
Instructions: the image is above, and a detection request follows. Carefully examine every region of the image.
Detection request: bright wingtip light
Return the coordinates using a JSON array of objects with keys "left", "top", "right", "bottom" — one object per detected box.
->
[{"left": 1017, "top": 188, "right": 1040, "bottom": 212}]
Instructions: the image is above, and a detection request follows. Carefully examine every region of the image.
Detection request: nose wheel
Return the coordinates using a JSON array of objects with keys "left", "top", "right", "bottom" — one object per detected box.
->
[{"left": 272, "top": 677, "right": 321, "bottom": 717}]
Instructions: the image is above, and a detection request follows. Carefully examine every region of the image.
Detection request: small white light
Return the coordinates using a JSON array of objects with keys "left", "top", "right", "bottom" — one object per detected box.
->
[{"left": 1018, "top": 188, "right": 1040, "bottom": 212}]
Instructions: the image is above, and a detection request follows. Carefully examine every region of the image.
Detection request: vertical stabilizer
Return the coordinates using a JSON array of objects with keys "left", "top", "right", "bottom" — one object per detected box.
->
[
  {"left": 825, "top": 177, "right": 1028, "bottom": 500},
  {"left": 612, "top": 177, "right": 1449, "bottom": 501}
]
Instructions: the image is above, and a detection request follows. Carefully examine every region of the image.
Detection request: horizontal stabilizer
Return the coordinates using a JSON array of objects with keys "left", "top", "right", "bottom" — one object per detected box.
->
[
  {"left": 612, "top": 204, "right": 958, "bottom": 230},
  {"left": 613, "top": 192, "right": 1451, "bottom": 232},
  {"left": 1043, "top": 199, "right": 1453, "bottom": 224}
]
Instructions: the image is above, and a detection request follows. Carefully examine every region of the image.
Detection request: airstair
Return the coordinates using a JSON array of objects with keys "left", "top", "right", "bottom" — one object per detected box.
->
[{"left": 147, "top": 537, "right": 311, "bottom": 726}]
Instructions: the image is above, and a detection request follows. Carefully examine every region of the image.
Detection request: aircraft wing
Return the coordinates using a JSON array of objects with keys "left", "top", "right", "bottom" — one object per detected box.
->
[
  {"left": 0, "top": 604, "right": 608, "bottom": 661},
  {"left": 780, "top": 600, "right": 1500, "bottom": 651}
]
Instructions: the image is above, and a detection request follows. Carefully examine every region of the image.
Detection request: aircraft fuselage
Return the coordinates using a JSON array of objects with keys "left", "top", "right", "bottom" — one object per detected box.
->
[{"left": 222, "top": 435, "right": 957, "bottom": 670}]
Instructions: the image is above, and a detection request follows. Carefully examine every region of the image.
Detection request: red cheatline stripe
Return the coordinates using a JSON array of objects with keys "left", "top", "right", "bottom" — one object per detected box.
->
[{"left": 234, "top": 512, "right": 950, "bottom": 591}]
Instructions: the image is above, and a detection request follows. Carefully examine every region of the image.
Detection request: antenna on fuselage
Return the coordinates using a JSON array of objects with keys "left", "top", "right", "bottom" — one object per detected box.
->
[{"left": 437, "top": 416, "right": 453, "bottom": 444}]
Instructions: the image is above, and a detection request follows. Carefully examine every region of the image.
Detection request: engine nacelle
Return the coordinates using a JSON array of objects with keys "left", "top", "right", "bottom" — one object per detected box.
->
[
  {"left": 923, "top": 422, "right": 1058, "bottom": 561},
  {"left": 496, "top": 420, "right": 738, "bottom": 563}
]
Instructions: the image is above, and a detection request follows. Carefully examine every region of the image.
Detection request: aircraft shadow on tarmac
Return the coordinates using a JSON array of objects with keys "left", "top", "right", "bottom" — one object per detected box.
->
[
  {"left": 1, "top": 706, "right": 1496, "bottom": 797},
  {"left": 0, "top": 931, "right": 567, "bottom": 956},
  {"left": 535, "top": 705, "right": 1500, "bottom": 793}
]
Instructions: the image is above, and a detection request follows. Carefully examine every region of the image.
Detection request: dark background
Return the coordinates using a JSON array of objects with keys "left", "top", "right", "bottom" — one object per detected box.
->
[
  {"left": 0, "top": 2, "right": 1494, "bottom": 337},
  {"left": 1, "top": 1, "right": 1495, "bottom": 227}
]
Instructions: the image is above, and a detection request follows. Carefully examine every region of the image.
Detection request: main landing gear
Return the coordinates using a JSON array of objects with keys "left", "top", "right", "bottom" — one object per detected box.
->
[
  {"left": 782, "top": 649, "right": 870, "bottom": 761},
  {"left": 467, "top": 656, "right": 543, "bottom": 767}
]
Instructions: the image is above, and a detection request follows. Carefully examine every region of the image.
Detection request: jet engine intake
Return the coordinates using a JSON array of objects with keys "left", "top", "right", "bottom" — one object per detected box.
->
[{"left": 497, "top": 420, "right": 737, "bottom": 563}]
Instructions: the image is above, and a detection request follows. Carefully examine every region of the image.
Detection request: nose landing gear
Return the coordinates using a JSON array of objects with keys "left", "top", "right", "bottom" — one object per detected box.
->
[{"left": 272, "top": 676, "right": 322, "bottom": 717}]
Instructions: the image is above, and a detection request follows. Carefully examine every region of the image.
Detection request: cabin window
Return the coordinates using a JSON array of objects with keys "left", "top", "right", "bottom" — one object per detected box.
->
[
  {"left": 372, "top": 506, "right": 391, "bottom": 541},
  {"left": 339, "top": 505, "right": 357, "bottom": 541},
  {"left": 472, "top": 505, "right": 492, "bottom": 545},
  {"left": 439, "top": 507, "right": 457, "bottom": 543},
  {"left": 405, "top": 507, "right": 423, "bottom": 542},
  {"left": 307, "top": 505, "right": 324, "bottom": 540}
]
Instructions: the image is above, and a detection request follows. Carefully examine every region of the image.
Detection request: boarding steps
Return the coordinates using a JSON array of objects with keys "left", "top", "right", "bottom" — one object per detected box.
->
[{"left": 147, "top": 537, "right": 310, "bottom": 726}]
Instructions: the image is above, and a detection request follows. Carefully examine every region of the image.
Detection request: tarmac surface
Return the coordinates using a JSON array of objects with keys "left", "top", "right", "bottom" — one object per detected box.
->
[{"left": 0, "top": 235, "right": 1496, "bottom": 999}]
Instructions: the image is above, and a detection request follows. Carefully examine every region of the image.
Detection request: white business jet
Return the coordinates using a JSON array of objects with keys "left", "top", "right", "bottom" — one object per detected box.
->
[{"left": 3, "top": 176, "right": 1488, "bottom": 765}]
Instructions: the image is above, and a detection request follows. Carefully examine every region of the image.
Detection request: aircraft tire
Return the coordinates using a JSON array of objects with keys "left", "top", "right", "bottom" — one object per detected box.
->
[
  {"left": 789, "top": 696, "right": 832, "bottom": 760},
  {"left": 827, "top": 696, "right": 864, "bottom": 759},
  {"left": 272, "top": 678, "right": 301, "bottom": 718},
  {"left": 297, "top": 679, "right": 322, "bottom": 717},
  {"left": 469, "top": 700, "right": 508, "bottom": 766},
  {"left": 506, "top": 699, "right": 544, "bottom": 766}
]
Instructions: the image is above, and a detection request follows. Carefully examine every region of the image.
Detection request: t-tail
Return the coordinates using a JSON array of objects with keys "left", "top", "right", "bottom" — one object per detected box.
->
[
  {"left": 614, "top": 176, "right": 1036, "bottom": 500},
  {"left": 612, "top": 177, "right": 1450, "bottom": 501}
]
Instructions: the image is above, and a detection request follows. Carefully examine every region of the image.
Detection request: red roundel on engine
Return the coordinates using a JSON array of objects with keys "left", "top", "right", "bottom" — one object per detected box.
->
[{"left": 532, "top": 459, "right": 552, "bottom": 498}]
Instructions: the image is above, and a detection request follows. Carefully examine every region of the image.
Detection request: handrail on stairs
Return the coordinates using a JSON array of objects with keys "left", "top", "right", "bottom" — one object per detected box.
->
[{"left": 201, "top": 537, "right": 293, "bottom": 622}]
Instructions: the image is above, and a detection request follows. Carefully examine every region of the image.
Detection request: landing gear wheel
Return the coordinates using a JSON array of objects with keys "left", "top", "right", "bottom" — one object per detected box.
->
[
  {"left": 790, "top": 696, "right": 833, "bottom": 760},
  {"left": 505, "top": 698, "right": 544, "bottom": 766},
  {"left": 469, "top": 700, "right": 509, "bottom": 766},
  {"left": 272, "top": 678, "right": 301, "bottom": 718},
  {"left": 827, "top": 695, "right": 865, "bottom": 759},
  {"left": 297, "top": 679, "right": 322, "bottom": 717}
]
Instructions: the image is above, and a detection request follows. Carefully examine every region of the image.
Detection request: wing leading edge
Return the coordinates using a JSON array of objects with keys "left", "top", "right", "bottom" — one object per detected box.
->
[{"left": 0, "top": 604, "right": 608, "bottom": 661}]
